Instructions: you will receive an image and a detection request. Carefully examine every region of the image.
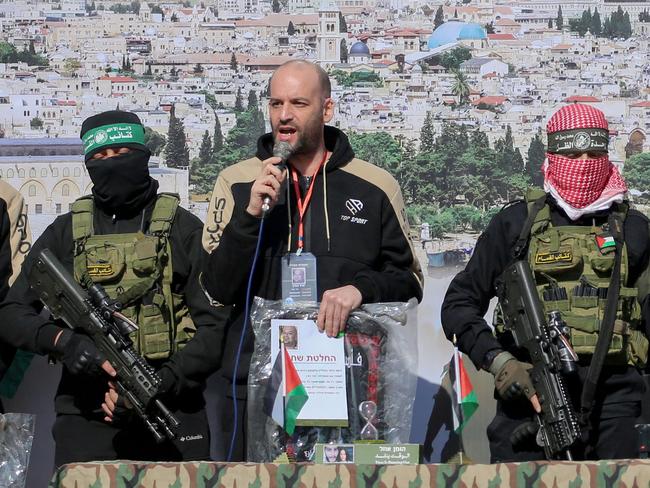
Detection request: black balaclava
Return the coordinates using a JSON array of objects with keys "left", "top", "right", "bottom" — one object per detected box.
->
[{"left": 80, "top": 110, "right": 158, "bottom": 216}]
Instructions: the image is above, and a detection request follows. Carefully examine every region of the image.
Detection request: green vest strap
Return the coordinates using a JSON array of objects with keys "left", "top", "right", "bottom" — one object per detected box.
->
[
  {"left": 71, "top": 196, "right": 94, "bottom": 241},
  {"left": 149, "top": 193, "right": 179, "bottom": 236}
]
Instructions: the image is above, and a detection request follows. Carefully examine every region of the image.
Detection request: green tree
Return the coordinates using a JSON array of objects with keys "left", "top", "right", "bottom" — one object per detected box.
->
[
  {"left": 526, "top": 129, "right": 545, "bottom": 187},
  {"left": 493, "top": 125, "right": 519, "bottom": 199},
  {"left": 193, "top": 63, "right": 203, "bottom": 74},
  {"left": 212, "top": 114, "right": 223, "bottom": 154},
  {"left": 548, "top": 18, "right": 553, "bottom": 29},
  {"left": 30, "top": 117, "right": 43, "bottom": 129},
  {"left": 438, "top": 46, "right": 471, "bottom": 71},
  {"left": 603, "top": 17, "right": 613, "bottom": 37},
  {"left": 247, "top": 89, "right": 265, "bottom": 135},
  {"left": 556, "top": 5, "right": 563, "bottom": 29},
  {"left": 579, "top": 8, "right": 592, "bottom": 36},
  {"left": 247, "top": 89, "right": 258, "bottom": 111},
  {"left": 591, "top": 8, "right": 602, "bottom": 36},
  {"left": 622, "top": 11, "right": 632, "bottom": 38},
  {"left": 348, "top": 132, "right": 403, "bottom": 175},
  {"left": 451, "top": 69, "right": 470, "bottom": 105},
  {"left": 165, "top": 107, "right": 190, "bottom": 168},
  {"left": 340, "top": 39, "right": 348, "bottom": 63},
  {"left": 434, "top": 5, "right": 444, "bottom": 29},
  {"left": 623, "top": 152, "right": 650, "bottom": 192},
  {"left": 5, "top": 43, "right": 50, "bottom": 66},
  {"left": 198, "top": 130, "right": 212, "bottom": 168},
  {"left": 419, "top": 111, "right": 435, "bottom": 153},
  {"left": 287, "top": 21, "right": 296, "bottom": 35},
  {"left": 234, "top": 87, "right": 244, "bottom": 111},
  {"left": 144, "top": 126, "right": 166, "bottom": 156},
  {"left": 272, "top": 0, "right": 281, "bottom": 13},
  {"left": 485, "top": 22, "right": 495, "bottom": 34},
  {"left": 230, "top": 52, "right": 238, "bottom": 71},
  {"left": 339, "top": 12, "right": 347, "bottom": 32}
]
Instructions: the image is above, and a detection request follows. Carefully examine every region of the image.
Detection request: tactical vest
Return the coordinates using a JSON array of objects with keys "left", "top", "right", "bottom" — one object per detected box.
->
[
  {"left": 71, "top": 194, "right": 196, "bottom": 360},
  {"left": 495, "top": 189, "right": 648, "bottom": 368}
]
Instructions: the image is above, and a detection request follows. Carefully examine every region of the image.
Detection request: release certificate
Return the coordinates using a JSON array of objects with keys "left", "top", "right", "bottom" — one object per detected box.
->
[{"left": 271, "top": 319, "right": 348, "bottom": 426}]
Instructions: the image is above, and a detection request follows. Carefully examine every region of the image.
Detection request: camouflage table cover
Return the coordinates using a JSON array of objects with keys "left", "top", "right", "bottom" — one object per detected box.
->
[{"left": 49, "top": 459, "right": 650, "bottom": 487}]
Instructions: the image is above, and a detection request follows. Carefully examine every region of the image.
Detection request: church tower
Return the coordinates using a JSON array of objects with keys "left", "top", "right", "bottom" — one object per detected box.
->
[{"left": 317, "top": 0, "right": 342, "bottom": 64}]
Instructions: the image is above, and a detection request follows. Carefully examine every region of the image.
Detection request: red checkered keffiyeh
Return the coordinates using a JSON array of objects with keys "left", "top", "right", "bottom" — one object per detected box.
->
[
  {"left": 546, "top": 104, "right": 608, "bottom": 133},
  {"left": 544, "top": 154, "right": 627, "bottom": 208},
  {"left": 544, "top": 104, "right": 627, "bottom": 210}
]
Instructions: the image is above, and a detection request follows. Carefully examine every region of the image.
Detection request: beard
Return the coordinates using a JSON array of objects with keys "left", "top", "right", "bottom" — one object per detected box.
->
[{"left": 273, "top": 115, "right": 323, "bottom": 157}]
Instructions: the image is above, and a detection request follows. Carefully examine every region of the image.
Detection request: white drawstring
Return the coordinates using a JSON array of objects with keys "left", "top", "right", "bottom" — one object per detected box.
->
[{"left": 323, "top": 155, "right": 331, "bottom": 252}]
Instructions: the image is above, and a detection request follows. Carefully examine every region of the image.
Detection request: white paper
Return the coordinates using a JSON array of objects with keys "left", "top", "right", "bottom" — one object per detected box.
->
[{"left": 271, "top": 319, "right": 348, "bottom": 425}]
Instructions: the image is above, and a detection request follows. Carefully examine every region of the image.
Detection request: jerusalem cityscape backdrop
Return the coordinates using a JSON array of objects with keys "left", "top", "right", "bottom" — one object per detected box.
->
[{"left": 1, "top": 0, "right": 650, "bottom": 483}]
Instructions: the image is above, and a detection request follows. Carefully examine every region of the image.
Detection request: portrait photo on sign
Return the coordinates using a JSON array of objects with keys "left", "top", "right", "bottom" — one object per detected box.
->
[
  {"left": 280, "top": 325, "right": 299, "bottom": 349},
  {"left": 323, "top": 444, "right": 354, "bottom": 463}
]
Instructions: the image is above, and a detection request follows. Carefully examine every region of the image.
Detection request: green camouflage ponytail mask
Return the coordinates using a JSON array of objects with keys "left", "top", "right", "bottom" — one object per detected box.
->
[{"left": 82, "top": 123, "right": 145, "bottom": 156}]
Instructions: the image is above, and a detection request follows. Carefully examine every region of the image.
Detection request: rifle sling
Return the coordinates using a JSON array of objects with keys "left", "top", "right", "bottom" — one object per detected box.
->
[
  {"left": 514, "top": 195, "right": 547, "bottom": 260},
  {"left": 579, "top": 210, "right": 624, "bottom": 424}
]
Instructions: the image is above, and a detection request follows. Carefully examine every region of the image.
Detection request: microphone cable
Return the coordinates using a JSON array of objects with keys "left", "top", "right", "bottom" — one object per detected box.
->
[{"left": 227, "top": 215, "right": 267, "bottom": 461}]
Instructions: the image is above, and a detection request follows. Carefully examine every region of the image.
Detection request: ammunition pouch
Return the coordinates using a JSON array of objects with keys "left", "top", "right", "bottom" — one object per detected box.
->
[{"left": 71, "top": 194, "right": 195, "bottom": 360}]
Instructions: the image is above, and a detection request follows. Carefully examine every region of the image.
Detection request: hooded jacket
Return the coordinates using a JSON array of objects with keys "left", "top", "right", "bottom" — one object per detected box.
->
[
  {"left": 202, "top": 126, "right": 423, "bottom": 389},
  {"left": 0, "top": 181, "right": 31, "bottom": 388},
  {"left": 0, "top": 183, "right": 228, "bottom": 415}
]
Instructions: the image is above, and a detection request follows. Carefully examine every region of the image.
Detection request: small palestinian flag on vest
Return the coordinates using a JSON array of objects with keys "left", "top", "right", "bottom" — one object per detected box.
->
[
  {"left": 283, "top": 346, "right": 309, "bottom": 435},
  {"left": 447, "top": 348, "right": 479, "bottom": 433},
  {"left": 262, "top": 341, "right": 309, "bottom": 435},
  {"left": 596, "top": 234, "right": 615, "bottom": 253}
]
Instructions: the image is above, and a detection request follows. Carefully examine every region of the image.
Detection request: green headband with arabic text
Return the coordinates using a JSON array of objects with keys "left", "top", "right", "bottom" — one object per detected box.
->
[
  {"left": 547, "top": 128, "right": 609, "bottom": 155},
  {"left": 82, "top": 123, "right": 146, "bottom": 156}
]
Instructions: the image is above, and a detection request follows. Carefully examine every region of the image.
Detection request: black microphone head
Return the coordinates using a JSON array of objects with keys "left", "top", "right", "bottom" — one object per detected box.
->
[{"left": 273, "top": 141, "right": 293, "bottom": 164}]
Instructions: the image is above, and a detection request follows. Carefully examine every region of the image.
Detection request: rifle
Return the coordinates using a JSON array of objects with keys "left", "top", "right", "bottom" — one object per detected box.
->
[
  {"left": 497, "top": 260, "right": 580, "bottom": 460},
  {"left": 28, "top": 248, "right": 179, "bottom": 443}
]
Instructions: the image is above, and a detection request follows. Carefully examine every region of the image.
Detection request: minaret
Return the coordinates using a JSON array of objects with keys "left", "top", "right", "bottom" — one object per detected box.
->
[
  {"left": 139, "top": 1, "right": 151, "bottom": 21},
  {"left": 317, "top": 0, "right": 342, "bottom": 64}
]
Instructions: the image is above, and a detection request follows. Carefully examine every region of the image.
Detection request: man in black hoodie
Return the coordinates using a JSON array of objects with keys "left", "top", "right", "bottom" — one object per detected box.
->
[
  {"left": 0, "top": 180, "right": 31, "bottom": 412},
  {"left": 201, "top": 60, "right": 423, "bottom": 460},
  {"left": 0, "top": 111, "right": 228, "bottom": 466}
]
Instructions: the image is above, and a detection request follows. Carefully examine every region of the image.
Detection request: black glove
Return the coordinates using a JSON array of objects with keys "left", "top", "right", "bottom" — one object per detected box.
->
[
  {"left": 156, "top": 366, "right": 178, "bottom": 398},
  {"left": 55, "top": 329, "right": 105, "bottom": 377},
  {"left": 489, "top": 351, "right": 536, "bottom": 402},
  {"left": 510, "top": 420, "right": 539, "bottom": 447}
]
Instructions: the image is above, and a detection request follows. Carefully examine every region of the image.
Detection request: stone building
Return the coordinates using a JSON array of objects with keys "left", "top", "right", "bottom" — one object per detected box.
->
[{"left": 0, "top": 138, "right": 188, "bottom": 215}]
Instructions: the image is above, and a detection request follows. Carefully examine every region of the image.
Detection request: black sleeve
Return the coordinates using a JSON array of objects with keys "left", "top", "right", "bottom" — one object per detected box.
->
[
  {"left": 0, "top": 199, "right": 10, "bottom": 303},
  {"left": 627, "top": 211, "right": 650, "bottom": 343},
  {"left": 203, "top": 184, "right": 261, "bottom": 306},
  {"left": 161, "top": 209, "right": 230, "bottom": 394},
  {"left": 0, "top": 217, "right": 70, "bottom": 356},
  {"left": 350, "top": 189, "right": 423, "bottom": 303},
  {"left": 441, "top": 202, "right": 527, "bottom": 369}
]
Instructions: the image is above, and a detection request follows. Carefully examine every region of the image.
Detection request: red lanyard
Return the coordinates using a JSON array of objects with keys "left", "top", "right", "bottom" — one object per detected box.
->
[{"left": 290, "top": 151, "right": 328, "bottom": 254}]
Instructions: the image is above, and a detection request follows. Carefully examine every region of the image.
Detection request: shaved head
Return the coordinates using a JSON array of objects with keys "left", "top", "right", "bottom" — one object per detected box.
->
[{"left": 270, "top": 60, "right": 331, "bottom": 99}]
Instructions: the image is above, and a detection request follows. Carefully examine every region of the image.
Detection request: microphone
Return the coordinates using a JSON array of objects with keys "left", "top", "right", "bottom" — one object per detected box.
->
[{"left": 261, "top": 141, "right": 293, "bottom": 218}]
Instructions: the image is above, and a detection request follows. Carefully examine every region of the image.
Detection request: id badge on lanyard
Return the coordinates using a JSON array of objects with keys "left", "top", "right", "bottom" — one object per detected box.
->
[
  {"left": 281, "top": 252, "right": 317, "bottom": 303},
  {"left": 280, "top": 153, "right": 327, "bottom": 304}
]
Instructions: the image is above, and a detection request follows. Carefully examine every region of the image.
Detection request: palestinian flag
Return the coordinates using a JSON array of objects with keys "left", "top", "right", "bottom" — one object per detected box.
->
[
  {"left": 596, "top": 234, "right": 615, "bottom": 252},
  {"left": 262, "top": 349, "right": 284, "bottom": 428},
  {"left": 263, "top": 343, "right": 309, "bottom": 435},
  {"left": 448, "top": 349, "right": 479, "bottom": 433},
  {"left": 283, "top": 346, "right": 308, "bottom": 435}
]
